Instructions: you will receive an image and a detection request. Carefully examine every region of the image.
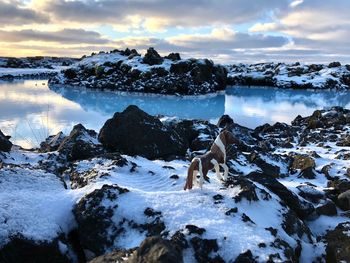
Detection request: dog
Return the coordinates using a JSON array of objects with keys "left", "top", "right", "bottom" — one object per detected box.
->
[{"left": 184, "top": 130, "right": 239, "bottom": 190}]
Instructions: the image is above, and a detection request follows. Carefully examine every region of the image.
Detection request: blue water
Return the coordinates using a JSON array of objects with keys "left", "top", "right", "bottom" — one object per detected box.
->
[{"left": 1, "top": 79, "right": 349, "bottom": 148}]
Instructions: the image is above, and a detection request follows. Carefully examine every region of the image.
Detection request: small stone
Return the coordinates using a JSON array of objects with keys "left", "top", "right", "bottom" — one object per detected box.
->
[
  {"left": 170, "top": 174, "right": 179, "bottom": 179},
  {"left": 185, "top": 225, "right": 206, "bottom": 235},
  {"left": 225, "top": 207, "right": 238, "bottom": 216},
  {"left": 316, "top": 200, "right": 337, "bottom": 216}
]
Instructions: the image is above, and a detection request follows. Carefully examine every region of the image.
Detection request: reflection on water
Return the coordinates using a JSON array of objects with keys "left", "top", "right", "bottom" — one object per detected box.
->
[
  {"left": 225, "top": 87, "right": 350, "bottom": 129},
  {"left": 50, "top": 85, "right": 225, "bottom": 120},
  {"left": 0, "top": 79, "right": 349, "bottom": 148}
]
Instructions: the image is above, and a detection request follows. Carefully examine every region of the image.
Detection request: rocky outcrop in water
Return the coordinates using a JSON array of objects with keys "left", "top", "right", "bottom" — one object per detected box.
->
[
  {"left": 0, "top": 57, "right": 78, "bottom": 79},
  {"left": 227, "top": 62, "right": 350, "bottom": 89},
  {"left": 49, "top": 48, "right": 228, "bottom": 95},
  {"left": 0, "top": 57, "right": 77, "bottom": 69}
]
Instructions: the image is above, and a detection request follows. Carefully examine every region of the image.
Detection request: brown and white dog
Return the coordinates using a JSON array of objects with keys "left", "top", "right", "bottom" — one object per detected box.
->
[{"left": 184, "top": 130, "right": 239, "bottom": 190}]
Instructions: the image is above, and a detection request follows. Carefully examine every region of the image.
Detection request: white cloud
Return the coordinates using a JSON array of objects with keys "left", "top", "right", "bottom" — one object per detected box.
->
[
  {"left": 34, "top": 0, "right": 290, "bottom": 30},
  {"left": 0, "top": 0, "right": 48, "bottom": 25},
  {"left": 290, "top": 0, "right": 303, "bottom": 8},
  {"left": 0, "top": 28, "right": 110, "bottom": 44},
  {"left": 249, "top": 23, "right": 278, "bottom": 33}
]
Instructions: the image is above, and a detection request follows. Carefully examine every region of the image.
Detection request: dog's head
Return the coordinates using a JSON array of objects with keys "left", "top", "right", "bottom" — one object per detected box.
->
[{"left": 221, "top": 130, "right": 240, "bottom": 145}]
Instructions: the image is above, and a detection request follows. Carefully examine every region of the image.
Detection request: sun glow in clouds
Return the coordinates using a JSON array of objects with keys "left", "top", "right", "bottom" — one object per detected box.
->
[{"left": 0, "top": 0, "right": 348, "bottom": 63}]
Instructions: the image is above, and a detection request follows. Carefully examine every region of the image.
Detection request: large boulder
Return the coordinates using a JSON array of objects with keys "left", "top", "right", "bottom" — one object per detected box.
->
[
  {"left": 143, "top": 47, "right": 164, "bottom": 65},
  {"left": 0, "top": 129, "right": 12, "bottom": 152},
  {"left": 127, "top": 236, "right": 183, "bottom": 263},
  {"left": 325, "top": 222, "right": 350, "bottom": 263},
  {"left": 98, "top": 105, "right": 187, "bottom": 159},
  {"left": 58, "top": 124, "right": 104, "bottom": 161}
]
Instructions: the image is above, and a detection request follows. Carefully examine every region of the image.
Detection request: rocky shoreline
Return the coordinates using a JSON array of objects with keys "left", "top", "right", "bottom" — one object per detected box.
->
[
  {"left": 0, "top": 56, "right": 77, "bottom": 80},
  {"left": 1, "top": 49, "right": 350, "bottom": 94},
  {"left": 0, "top": 105, "right": 349, "bottom": 262}
]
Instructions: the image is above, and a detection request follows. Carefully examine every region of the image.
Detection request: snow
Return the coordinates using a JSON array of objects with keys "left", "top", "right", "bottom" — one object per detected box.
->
[
  {"left": 0, "top": 166, "right": 76, "bottom": 247},
  {"left": 66, "top": 154, "right": 322, "bottom": 262},
  {"left": 74, "top": 52, "right": 173, "bottom": 73},
  {"left": 308, "top": 215, "right": 349, "bottom": 237},
  {"left": 0, "top": 148, "right": 310, "bottom": 261}
]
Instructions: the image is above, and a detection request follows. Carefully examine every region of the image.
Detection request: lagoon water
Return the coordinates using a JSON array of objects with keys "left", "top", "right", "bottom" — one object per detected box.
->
[{"left": 1, "top": 79, "right": 349, "bottom": 148}]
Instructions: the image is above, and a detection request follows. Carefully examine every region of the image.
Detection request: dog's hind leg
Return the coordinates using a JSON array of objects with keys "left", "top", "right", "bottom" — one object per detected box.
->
[
  {"left": 197, "top": 159, "right": 204, "bottom": 189},
  {"left": 193, "top": 170, "right": 198, "bottom": 187}
]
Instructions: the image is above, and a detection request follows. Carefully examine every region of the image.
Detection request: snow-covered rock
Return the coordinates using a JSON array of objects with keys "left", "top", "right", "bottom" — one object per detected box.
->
[
  {"left": 0, "top": 165, "right": 75, "bottom": 262},
  {"left": 58, "top": 124, "right": 104, "bottom": 162}
]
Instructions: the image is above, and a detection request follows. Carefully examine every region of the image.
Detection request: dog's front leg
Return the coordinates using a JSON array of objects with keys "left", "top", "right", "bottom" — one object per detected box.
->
[
  {"left": 211, "top": 159, "right": 222, "bottom": 180},
  {"left": 220, "top": 163, "right": 229, "bottom": 181}
]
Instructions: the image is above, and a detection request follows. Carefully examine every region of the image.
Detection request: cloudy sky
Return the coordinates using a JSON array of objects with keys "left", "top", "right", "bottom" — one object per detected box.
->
[{"left": 1, "top": 0, "right": 350, "bottom": 63}]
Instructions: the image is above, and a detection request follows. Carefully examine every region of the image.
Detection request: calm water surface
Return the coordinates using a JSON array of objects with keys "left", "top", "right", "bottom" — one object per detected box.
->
[{"left": 1, "top": 79, "right": 349, "bottom": 148}]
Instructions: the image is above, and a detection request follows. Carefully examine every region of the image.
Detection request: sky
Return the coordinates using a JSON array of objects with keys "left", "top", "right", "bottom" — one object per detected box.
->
[{"left": 1, "top": 0, "right": 350, "bottom": 63}]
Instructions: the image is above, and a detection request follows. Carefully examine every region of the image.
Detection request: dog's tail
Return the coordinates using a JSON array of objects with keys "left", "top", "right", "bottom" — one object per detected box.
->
[{"left": 184, "top": 158, "right": 199, "bottom": 190}]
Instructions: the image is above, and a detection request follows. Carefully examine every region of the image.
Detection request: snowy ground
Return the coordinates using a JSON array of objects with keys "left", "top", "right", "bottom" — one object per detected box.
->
[
  {"left": 1, "top": 142, "right": 349, "bottom": 262},
  {"left": 0, "top": 107, "right": 349, "bottom": 262}
]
